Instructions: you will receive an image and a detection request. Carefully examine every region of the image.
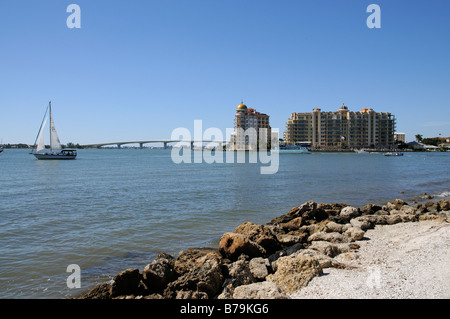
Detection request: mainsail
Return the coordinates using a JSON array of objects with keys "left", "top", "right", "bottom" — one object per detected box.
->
[
  {"left": 49, "top": 103, "right": 62, "bottom": 152},
  {"left": 33, "top": 105, "right": 49, "bottom": 154},
  {"left": 33, "top": 102, "right": 62, "bottom": 154},
  {"left": 35, "top": 116, "right": 48, "bottom": 153}
]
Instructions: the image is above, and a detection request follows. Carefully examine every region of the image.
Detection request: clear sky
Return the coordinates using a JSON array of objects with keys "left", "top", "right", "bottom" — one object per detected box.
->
[{"left": 1, "top": 0, "right": 449, "bottom": 145}]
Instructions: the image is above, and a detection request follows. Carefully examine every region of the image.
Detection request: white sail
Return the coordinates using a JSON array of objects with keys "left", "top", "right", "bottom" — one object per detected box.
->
[
  {"left": 49, "top": 103, "right": 62, "bottom": 151},
  {"left": 35, "top": 116, "right": 48, "bottom": 153}
]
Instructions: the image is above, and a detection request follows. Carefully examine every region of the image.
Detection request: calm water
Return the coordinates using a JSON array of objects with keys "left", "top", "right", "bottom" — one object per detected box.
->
[{"left": 0, "top": 149, "right": 449, "bottom": 298}]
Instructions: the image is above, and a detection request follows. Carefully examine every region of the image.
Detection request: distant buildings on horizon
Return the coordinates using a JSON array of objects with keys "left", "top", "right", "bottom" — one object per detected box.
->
[{"left": 232, "top": 102, "right": 400, "bottom": 150}]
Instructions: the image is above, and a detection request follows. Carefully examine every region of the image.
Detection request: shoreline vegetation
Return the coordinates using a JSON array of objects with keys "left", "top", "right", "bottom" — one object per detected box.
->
[
  {"left": 77, "top": 196, "right": 450, "bottom": 300},
  {"left": 1, "top": 145, "right": 448, "bottom": 152}
]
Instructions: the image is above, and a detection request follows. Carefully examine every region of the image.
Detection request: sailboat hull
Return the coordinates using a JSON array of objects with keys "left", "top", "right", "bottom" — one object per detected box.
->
[
  {"left": 33, "top": 150, "right": 77, "bottom": 160},
  {"left": 34, "top": 154, "right": 77, "bottom": 160}
]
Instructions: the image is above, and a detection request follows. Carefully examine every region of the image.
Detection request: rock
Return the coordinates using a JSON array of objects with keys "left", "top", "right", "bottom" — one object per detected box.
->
[
  {"left": 279, "top": 217, "right": 304, "bottom": 232},
  {"left": 386, "top": 214, "right": 402, "bottom": 225},
  {"left": 367, "top": 215, "right": 388, "bottom": 225},
  {"left": 350, "top": 216, "right": 374, "bottom": 231},
  {"left": 437, "top": 199, "right": 450, "bottom": 211},
  {"left": 174, "top": 248, "right": 222, "bottom": 275},
  {"left": 270, "top": 201, "right": 330, "bottom": 226},
  {"left": 110, "top": 268, "right": 141, "bottom": 298},
  {"left": 78, "top": 282, "right": 111, "bottom": 299},
  {"left": 399, "top": 205, "right": 416, "bottom": 215},
  {"left": 399, "top": 214, "right": 417, "bottom": 223},
  {"left": 275, "top": 233, "right": 308, "bottom": 246},
  {"left": 267, "top": 243, "right": 304, "bottom": 264},
  {"left": 232, "top": 281, "right": 288, "bottom": 299},
  {"left": 224, "top": 258, "right": 256, "bottom": 288},
  {"left": 361, "top": 204, "right": 382, "bottom": 215},
  {"left": 219, "top": 232, "right": 266, "bottom": 260},
  {"left": 308, "top": 231, "right": 349, "bottom": 243},
  {"left": 308, "top": 241, "right": 351, "bottom": 258},
  {"left": 325, "top": 221, "right": 345, "bottom": 233},
  {"left": 419, "top": 213, "right": 448, "bottom": 222},
  {"left": 267, "top": 255, "right": 322, "bottom": 294},
  {"left": 292, "top": 249, "right": 334, "bottom": 269},
  {"left": 164, "top": 255, "right": 223, "bottom": 299},
  {"left": 318, "top": 203, "right": 348, "bottom": 217},
  {"left": 384, "top": 199, "right": 407, "bottom": 211},
  {"left": 142, "top": 256, "right": 177, "bottom": 292},
  {"left": 343, "top": 226, "right": 365, "bottom": 241},
  {"left": 176, "top": 290, "right": 208, "bottom": 299},
  {"left": 249, "top": 258, "right": 270, "bottom": 281},
  {"left": 340, "top": 206, "right": 360, "bottom": 220},
  {"left": 234, "top": 222, "right": 281, "bottom": 254},
  {"left": 302, "top": 207, "right": 329, "bottom": 224}
]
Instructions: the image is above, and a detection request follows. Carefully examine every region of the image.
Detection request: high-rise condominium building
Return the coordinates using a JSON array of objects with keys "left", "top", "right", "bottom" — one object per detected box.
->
[
  {"left": 231, "top": 101, "right": 271, "bottom": 150},
  {"left": 284, "top": 104, "right": 396, "bottom": 149}
]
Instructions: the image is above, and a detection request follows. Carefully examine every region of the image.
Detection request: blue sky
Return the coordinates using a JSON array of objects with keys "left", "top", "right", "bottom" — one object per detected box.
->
[{"left": 0, "top": 0, "right": 449, "bottom": 144}]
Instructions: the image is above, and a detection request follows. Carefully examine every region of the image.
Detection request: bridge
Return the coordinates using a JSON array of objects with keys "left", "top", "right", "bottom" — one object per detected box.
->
[{"left": 81, "top": 140, "right": 228, "bottom": 149}]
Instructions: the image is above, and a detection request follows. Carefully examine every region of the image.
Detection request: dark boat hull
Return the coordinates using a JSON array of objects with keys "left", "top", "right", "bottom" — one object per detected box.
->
[{"left": 33, "top": 153, "right": 77, "bottom": 160}]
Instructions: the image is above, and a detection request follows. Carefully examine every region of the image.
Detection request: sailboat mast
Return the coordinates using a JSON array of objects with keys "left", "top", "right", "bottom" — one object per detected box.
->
[{"left": 49, "top": 101, "right": 53, "bottom": 152}]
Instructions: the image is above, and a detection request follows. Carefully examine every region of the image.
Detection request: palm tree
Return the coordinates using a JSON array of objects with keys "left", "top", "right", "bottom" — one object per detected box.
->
[{"left": 415, "top": 134, "right": 423, "bottom": 142}]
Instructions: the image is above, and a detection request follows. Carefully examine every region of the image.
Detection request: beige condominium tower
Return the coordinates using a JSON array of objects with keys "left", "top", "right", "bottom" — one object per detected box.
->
[
  {"left": 231, "top": 101, "right": 271, "bottom": 150},
  {"left": 284, "top": 103, "right": 396, "bottom": 150}
]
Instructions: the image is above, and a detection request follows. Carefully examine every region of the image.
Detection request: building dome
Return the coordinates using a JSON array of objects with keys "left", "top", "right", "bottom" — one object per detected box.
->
[
  {"left": 339, "top": 103, "right": 348, "bottom": 110},
  {"left": 236, "top": 100, "right": 248, "bottom": 111}
]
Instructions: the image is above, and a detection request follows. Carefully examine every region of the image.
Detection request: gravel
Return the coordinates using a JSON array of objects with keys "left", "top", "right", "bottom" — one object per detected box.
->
[{"left": 290, "top": 221, "right": 450, "bottom": 299}]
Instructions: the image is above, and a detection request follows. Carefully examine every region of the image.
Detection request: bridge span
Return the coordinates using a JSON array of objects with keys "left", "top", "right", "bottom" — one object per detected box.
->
[{"left": 81, "top": 140, "right": 228, "bottom": 149}]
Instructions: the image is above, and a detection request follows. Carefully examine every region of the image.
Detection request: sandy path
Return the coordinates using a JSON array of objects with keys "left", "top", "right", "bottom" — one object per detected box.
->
[{"left": 290, "top": 221, "right": 450, "bottom": 299}]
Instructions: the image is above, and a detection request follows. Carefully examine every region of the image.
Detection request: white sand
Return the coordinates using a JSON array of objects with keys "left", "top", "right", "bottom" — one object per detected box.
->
[{"left": 290, "top": 221, "right": 450, "bottom": 299}]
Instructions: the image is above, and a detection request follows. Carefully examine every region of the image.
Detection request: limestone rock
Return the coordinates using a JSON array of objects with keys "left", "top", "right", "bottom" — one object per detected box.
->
[
  {"left": 308, "top": 231, "right": 349, "bottom": 243},
  {"left": 232, "top": 281, "right": 288, "bottom": 299},
  {"left": 249, "top": 257, "right": 270, "bottom": 281},
  {"left": 340, "top": 206, "right": 360, "bottom": 220},
  {"left": 78, "top": 282, "right": 111, "bottom": 299},
  {"left": 361, "top": 204, "right": 382, "bottom": 215},
  {"left": 219, "top": 232, "right": 266, "bottom": 260},
  {"left": 343, "top": 226, "right": 365, "bottom": 241},
  {"left": 325, "top": 221, "right": 345, "bottom": 233},
  {"left": 350, "top": 216, "right": 375, "bottom": 231},
  {"left": 142, "top": 256, "right": 177, "bottom": 292},
  {"left": 224, "top": 258, "right": 256, "bottom": 288},
  {"left": 308, "top": 241, "right": 351, "bottom": 258},
  {"left": 174, "top": 248, "right": 222, "bottom": 275},
  {"left": 164, "top": 255, "right": 223, "bottom": 299},
  {"left": 234, "top": 222, "right": 281, "bottom": 254},
  {"left": 110, "top": 268, "right": 141, "bottom": 298},
  {"left": 267, "top": 255, "right": 322, "bottom": 294},
  {"left": 399, "top": 205, "right": 416, "bottom": 215}
]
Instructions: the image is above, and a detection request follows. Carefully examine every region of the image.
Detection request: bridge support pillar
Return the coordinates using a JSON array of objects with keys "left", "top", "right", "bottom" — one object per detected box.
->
[
  {"left": 164, "top": 142, "right": 168, "bottom": 149},
  {"left": 191, "top": 141, "right": 194, "bottom": 149},
  {"left": 139, "top": 143, "right": 144, "bottom": 149},
  {"left": 117, "top": 144, "right": 122, "bottom": 149}
]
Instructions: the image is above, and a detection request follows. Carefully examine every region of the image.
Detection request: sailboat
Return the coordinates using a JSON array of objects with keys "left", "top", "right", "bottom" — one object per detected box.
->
[{"left": 31, "top": 102, "right": 77, "bottom": 160}]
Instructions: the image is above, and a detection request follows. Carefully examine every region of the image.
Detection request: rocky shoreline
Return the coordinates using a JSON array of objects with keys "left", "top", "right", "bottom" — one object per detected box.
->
[{"left": 78, "top": 198, "right": 450, "bottom": 299}]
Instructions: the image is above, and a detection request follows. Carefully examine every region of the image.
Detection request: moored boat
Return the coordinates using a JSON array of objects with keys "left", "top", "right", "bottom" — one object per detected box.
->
[
  {"left": 273, "top": 145, "right": 311, "bottom": 154},
  {"left": 31, "top": 102, "right": 77, "bottom": 160},
  {"left": 384, "top": 152, "right": 403, "bottom": 156}
]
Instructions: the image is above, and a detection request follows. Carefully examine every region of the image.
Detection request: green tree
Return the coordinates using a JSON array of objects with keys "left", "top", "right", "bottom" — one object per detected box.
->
[{"left": 415, "top": 134, "right": 423, "bottom": 142}]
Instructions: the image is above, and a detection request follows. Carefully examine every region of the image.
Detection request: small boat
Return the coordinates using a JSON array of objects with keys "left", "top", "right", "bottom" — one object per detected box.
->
[
  {"left": 273, "top": 145, "right": 311, "bottom": 154},
  {"left": 384, "top": 152, "right": 403, "bottom": 156},
  {"left": 355, "top": 149, "right": 368, "bottom": 154},
  {"left": 31, "top": 102, "right": 77, "bottom": 160},
  {"left": 0, "top": 147, "right": 3, "bottom": 153}
]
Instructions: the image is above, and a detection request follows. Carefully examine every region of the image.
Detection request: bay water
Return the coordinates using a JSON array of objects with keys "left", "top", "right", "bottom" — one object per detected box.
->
[{"left": 0, "top": 149, "right": 448, "bottom": 298}]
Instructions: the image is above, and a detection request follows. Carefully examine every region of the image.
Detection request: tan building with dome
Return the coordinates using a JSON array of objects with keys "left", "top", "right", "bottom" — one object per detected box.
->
[
  {"left": 231, "top": 101, "right": 271, "bottom": 150},
  {"left": 284, "top": 104, "right": 396, "bottom": 149}
]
